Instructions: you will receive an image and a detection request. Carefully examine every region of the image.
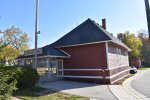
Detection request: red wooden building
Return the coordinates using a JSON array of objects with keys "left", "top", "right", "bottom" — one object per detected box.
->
[{"left": 17, "top": 18, "right": 131, "bottom": 84}]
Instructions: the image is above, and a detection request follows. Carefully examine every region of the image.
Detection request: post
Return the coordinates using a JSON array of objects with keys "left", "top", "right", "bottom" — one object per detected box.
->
[
  {"left": 46, "top": 58, "right": 51, "bottom": 79},
  {"left": 34, "top": 0, "right": 39, "bottom": 69},
  {"left": 144, "top": 0, "right": 150, "bottom": 39}
]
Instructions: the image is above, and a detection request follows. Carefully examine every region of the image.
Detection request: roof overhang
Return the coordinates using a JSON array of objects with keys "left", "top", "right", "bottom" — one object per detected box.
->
[
  {"left": 55, "top": 40, "right": 112, "bottom": 48},
  {"left": 16, "top": 55, "right": 70, "bottom": 60}
]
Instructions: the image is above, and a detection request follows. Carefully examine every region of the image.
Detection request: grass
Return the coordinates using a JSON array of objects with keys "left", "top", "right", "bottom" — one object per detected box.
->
[
  {"left": 139, "top": 67, "right": 150, "bottom": 70},
  {"left": 37, "top": 67, "right": 56, "bottom": 75},
  {"left": 13, "top": 86, "right": 89, "bottom": 100}
]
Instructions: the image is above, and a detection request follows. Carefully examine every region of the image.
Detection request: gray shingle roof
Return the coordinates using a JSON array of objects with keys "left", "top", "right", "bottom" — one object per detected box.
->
[
  {"left": 17, "top": 45, "right": 69, "bottom": 59},
  {"left": 17, "top": 18, "right": 131, "bottom": 59},
  {"left": 52, "top": 18, "right": 131, "bottom": 51}
]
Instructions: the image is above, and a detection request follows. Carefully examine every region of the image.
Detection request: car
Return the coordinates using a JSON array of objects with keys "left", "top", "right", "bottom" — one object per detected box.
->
[{"left": 129, "top": 66, "right": 137, "bottom": 74}]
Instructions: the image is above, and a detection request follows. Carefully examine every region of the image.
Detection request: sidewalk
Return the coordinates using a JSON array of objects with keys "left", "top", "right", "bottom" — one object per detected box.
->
[
  {"left": 123, "top": 70, "right": 150, "bottom": 100},
  {"left": 38, "top": 80, "right": 117, "bottom": 100},
  {"left": 39, "top": 80, "right": 138, "bottom": 100},
  {"left": 38, "top": 70, "right": 149, "bottom": 100},
  {"left": 109, "top": 85, "right": 137, "bottom": 100}
]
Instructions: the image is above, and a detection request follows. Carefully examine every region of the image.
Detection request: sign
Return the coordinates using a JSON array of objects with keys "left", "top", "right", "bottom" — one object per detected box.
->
[{"left": 24, "top": 48, "right": 42, "bottom": 56}]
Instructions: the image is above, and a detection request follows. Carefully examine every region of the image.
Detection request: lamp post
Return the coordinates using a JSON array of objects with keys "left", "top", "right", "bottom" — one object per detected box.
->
[
  {"left": 34, "top": 0, "right": 39, "bottom": 69},
  {"left": 144, "top": 0, "right": 150, "bottom": 39}
]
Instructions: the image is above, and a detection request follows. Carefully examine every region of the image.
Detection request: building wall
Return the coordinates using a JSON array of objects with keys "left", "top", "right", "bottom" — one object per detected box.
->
[
  {"left": 107, "top": 42, "right": 129, "bottom": 83},
  {"left": 61, "top": 43, "right": 107, "bottom": 69},
  {"left": 60, "top": 43, "right": 107, "bottom": 84},
  {"left": 60, "top": 42, "right": 129, "bottom": 84},
  {"left": 108, "top": 42, "right": 129, "bottom": 69}
]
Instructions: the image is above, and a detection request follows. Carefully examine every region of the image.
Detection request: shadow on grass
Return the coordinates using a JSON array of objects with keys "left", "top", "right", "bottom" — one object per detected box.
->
[
  {"left": 12, "top": 87, "right": 57, "bottom": 99},
  {"left": 12, "top": 86, "right": 88, "bottom": 100}
]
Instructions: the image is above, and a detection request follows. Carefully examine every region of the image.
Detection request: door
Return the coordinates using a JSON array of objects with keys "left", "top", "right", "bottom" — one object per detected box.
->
[{"left": 56, "top": 60, "right": 63, "bottom": 77}]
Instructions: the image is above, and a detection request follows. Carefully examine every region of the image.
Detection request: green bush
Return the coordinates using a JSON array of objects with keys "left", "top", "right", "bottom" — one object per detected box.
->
[
  {"left": 0, "top": 73, "right": 17, "bottom": 100},
  {"left": 0, "top": 66, "right": 39, "bottom": 89}
]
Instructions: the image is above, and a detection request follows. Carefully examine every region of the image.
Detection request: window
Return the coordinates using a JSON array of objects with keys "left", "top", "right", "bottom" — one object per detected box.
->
[{"left": 116, "top": 48, "right": 121, "bottom": 65}]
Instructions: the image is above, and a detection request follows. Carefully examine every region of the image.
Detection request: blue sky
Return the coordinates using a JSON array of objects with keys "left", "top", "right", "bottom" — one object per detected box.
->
[{"left": 0, "top": 0, "right": 148, "bottom": 49}]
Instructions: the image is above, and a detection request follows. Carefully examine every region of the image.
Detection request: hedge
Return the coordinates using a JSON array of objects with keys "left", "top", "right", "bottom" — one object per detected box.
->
[{"left": 0, "top": 66, "right": 39, "bottom": 89}]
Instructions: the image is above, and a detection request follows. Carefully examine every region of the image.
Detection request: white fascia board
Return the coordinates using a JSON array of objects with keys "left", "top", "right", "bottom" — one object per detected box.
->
[
  {"left": 63, "top": 75, "right": 103, "bottom": 79},
  {"left": 55, "top": 40, "right": 112, "bottom": 48},
  {"left": 64, "top": 69, "right": 103, "bottom": 71}
]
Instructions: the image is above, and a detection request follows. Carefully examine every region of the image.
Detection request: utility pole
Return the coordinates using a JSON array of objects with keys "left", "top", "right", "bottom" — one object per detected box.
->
[
  {"left": 34, "top": 0, "right": 39, "bottom": 69},
  {"left": 144, "top": 0, "right": 150, "bottom": 39}
]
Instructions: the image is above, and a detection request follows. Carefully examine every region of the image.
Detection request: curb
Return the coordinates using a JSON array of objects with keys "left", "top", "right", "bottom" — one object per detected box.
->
[
  {"left": 122, "top": 69, "right": 150, "bottom": 100},
  {"left": 107, "top": 85, "right": 119, "bottom": 100}
]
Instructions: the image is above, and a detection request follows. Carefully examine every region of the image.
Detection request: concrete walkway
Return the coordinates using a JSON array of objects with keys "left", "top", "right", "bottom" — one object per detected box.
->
[
  {"left": 38, "top": 70, "right": 149, "bottom": 100},
  {"left": 38, "top": 80, "right": 117, "bottom": 100},
  {"left": 109, "top": 85, "right": 137, "bottom": 100},
  {"left": 38, "top": 80, "right": 140, "bottom": 100}
]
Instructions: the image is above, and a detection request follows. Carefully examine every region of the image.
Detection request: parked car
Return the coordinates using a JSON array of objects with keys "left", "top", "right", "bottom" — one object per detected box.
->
[{"left": 129, "top": 66, "right": 137, "bottom": 74}]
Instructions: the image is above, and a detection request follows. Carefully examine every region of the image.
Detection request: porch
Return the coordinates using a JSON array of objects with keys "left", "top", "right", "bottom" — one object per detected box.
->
[
  {"left": 16, "top": 45, "right": 70, "bottom": 83},
  {"left": 16, "top": 57, "right": 64, "bottom": 83}
]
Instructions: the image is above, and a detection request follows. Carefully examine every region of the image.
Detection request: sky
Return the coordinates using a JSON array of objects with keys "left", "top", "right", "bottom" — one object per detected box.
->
[{"left": 0, "top": 0, "right": 149, "bottom": 49}]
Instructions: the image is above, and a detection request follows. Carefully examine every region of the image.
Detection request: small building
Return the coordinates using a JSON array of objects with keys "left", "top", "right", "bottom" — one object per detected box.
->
[{"left": 17, "top": 18, "right": 131, "bottom": 84}]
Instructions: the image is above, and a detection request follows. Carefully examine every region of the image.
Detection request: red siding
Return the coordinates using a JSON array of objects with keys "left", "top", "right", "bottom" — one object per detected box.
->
[
  {"left": 61, "top": 43, "right": 107, "bottom": 69},
  {"left": 64, "top": 70, "right": 104, "bottom": 76},
  {"left": 59, "top": 42, "right": 129, "bottom": 84}
]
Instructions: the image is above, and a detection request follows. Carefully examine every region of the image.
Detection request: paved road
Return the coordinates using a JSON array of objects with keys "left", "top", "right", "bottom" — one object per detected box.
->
[{"left": 131, "top": 69, "right": 150, "bottom": 98}]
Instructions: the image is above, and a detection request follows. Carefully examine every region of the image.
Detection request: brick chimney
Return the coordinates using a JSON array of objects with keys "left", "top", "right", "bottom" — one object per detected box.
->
[{"left": 102, "top": 19, "right": 106, "bottom": 30}]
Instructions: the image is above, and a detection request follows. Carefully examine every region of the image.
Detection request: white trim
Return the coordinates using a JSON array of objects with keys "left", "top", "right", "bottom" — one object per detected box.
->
[
  {"left": 105, "top": 42, "right": 110, "bottom": 69},
  {"left": 56, "top": 59, "right": 64, "bottom": 77},
  {"left": 105, "top": 69, "right": 129, "bottom": 79},
  {"left": 105, "top": 65, "right": 129, "bottom": 70},
  {"left": 46, "top": 58, "right": 51, "bottom": 78},
  {"left": 63, "top": 69, "right": 129, "bottom": 79},
  {"left": 17, "top": 55, "right": 70, "bottom": 60},
  {"left": 63, "top": 75, "right": 103, "bottom": 79},
  {"left": 111, "top": 41, "right": 131, "bottom": 51},
  {"left": 110, "top": 74, "right": 129, "bottom": 84},
  {"left": 59, "top": 49, "right": 71, "bottom": 57},
  {"left": 56, "top": 40, "right": 112, "bottom": 48},
  {"left": 64, "top": 69, "right": 103, "bottom": 71}
]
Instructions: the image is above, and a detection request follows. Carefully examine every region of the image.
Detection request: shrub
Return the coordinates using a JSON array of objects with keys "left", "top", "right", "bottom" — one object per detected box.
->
[
  {"left": 0, "top": 73, "right": 17, "bottom": 100},
  {"left": 0, "top": 66, "right": 39, "bottom": 89},
  {"left": 15, "top": 67, "right": 39, "bottom": 89}
]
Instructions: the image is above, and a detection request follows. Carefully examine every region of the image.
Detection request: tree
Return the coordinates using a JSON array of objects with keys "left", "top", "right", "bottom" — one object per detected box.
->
[
  {"left": 0, "top": 26, "right": 29, "bottom": 64},
  {"left": 138, "top": 32, "right": 149, "bottom": 43},
  {"left": 117, "top": 31, "right": 142, "bottom": 59},
  {"left": 138, "top": 32, "right": 150, "bottom": 66}
]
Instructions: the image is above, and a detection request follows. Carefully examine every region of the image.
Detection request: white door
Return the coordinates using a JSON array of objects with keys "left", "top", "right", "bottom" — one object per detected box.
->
[{"left": 56, "top": 60, "right": 63, "bottom": 77}]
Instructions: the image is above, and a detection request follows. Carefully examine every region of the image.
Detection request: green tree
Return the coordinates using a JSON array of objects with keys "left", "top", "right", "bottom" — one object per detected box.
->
[
  {"left": 138, "top": 32, "right": 150, "bottom": 66},
  {"left": 0, "top": 71, "right": 17, "bottom": 100},
  {"left": 117, "top": 31, "right": 142, "bottom": 59},
  {"left": 0, "top": 26, "right": 29, "bottom": 64}
]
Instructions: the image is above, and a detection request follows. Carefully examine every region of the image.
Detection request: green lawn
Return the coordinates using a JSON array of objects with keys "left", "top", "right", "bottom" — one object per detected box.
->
[
  {"left": 139, "top": 67, "right": 150, "bottom": 70},
  {"left": 13, "top": 87, "right": 89, "bottom": 100},
  {"left": 37, "top": 67, "right": 56, "bottom": 75}
]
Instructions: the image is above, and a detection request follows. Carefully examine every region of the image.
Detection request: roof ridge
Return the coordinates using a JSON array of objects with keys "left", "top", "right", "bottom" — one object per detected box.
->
[
  {"left": 89, "top": 19, "right": 112, "bottom": 40},
  {"left": 89, "top": 19, "right": 131, "bottom": 51}
]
